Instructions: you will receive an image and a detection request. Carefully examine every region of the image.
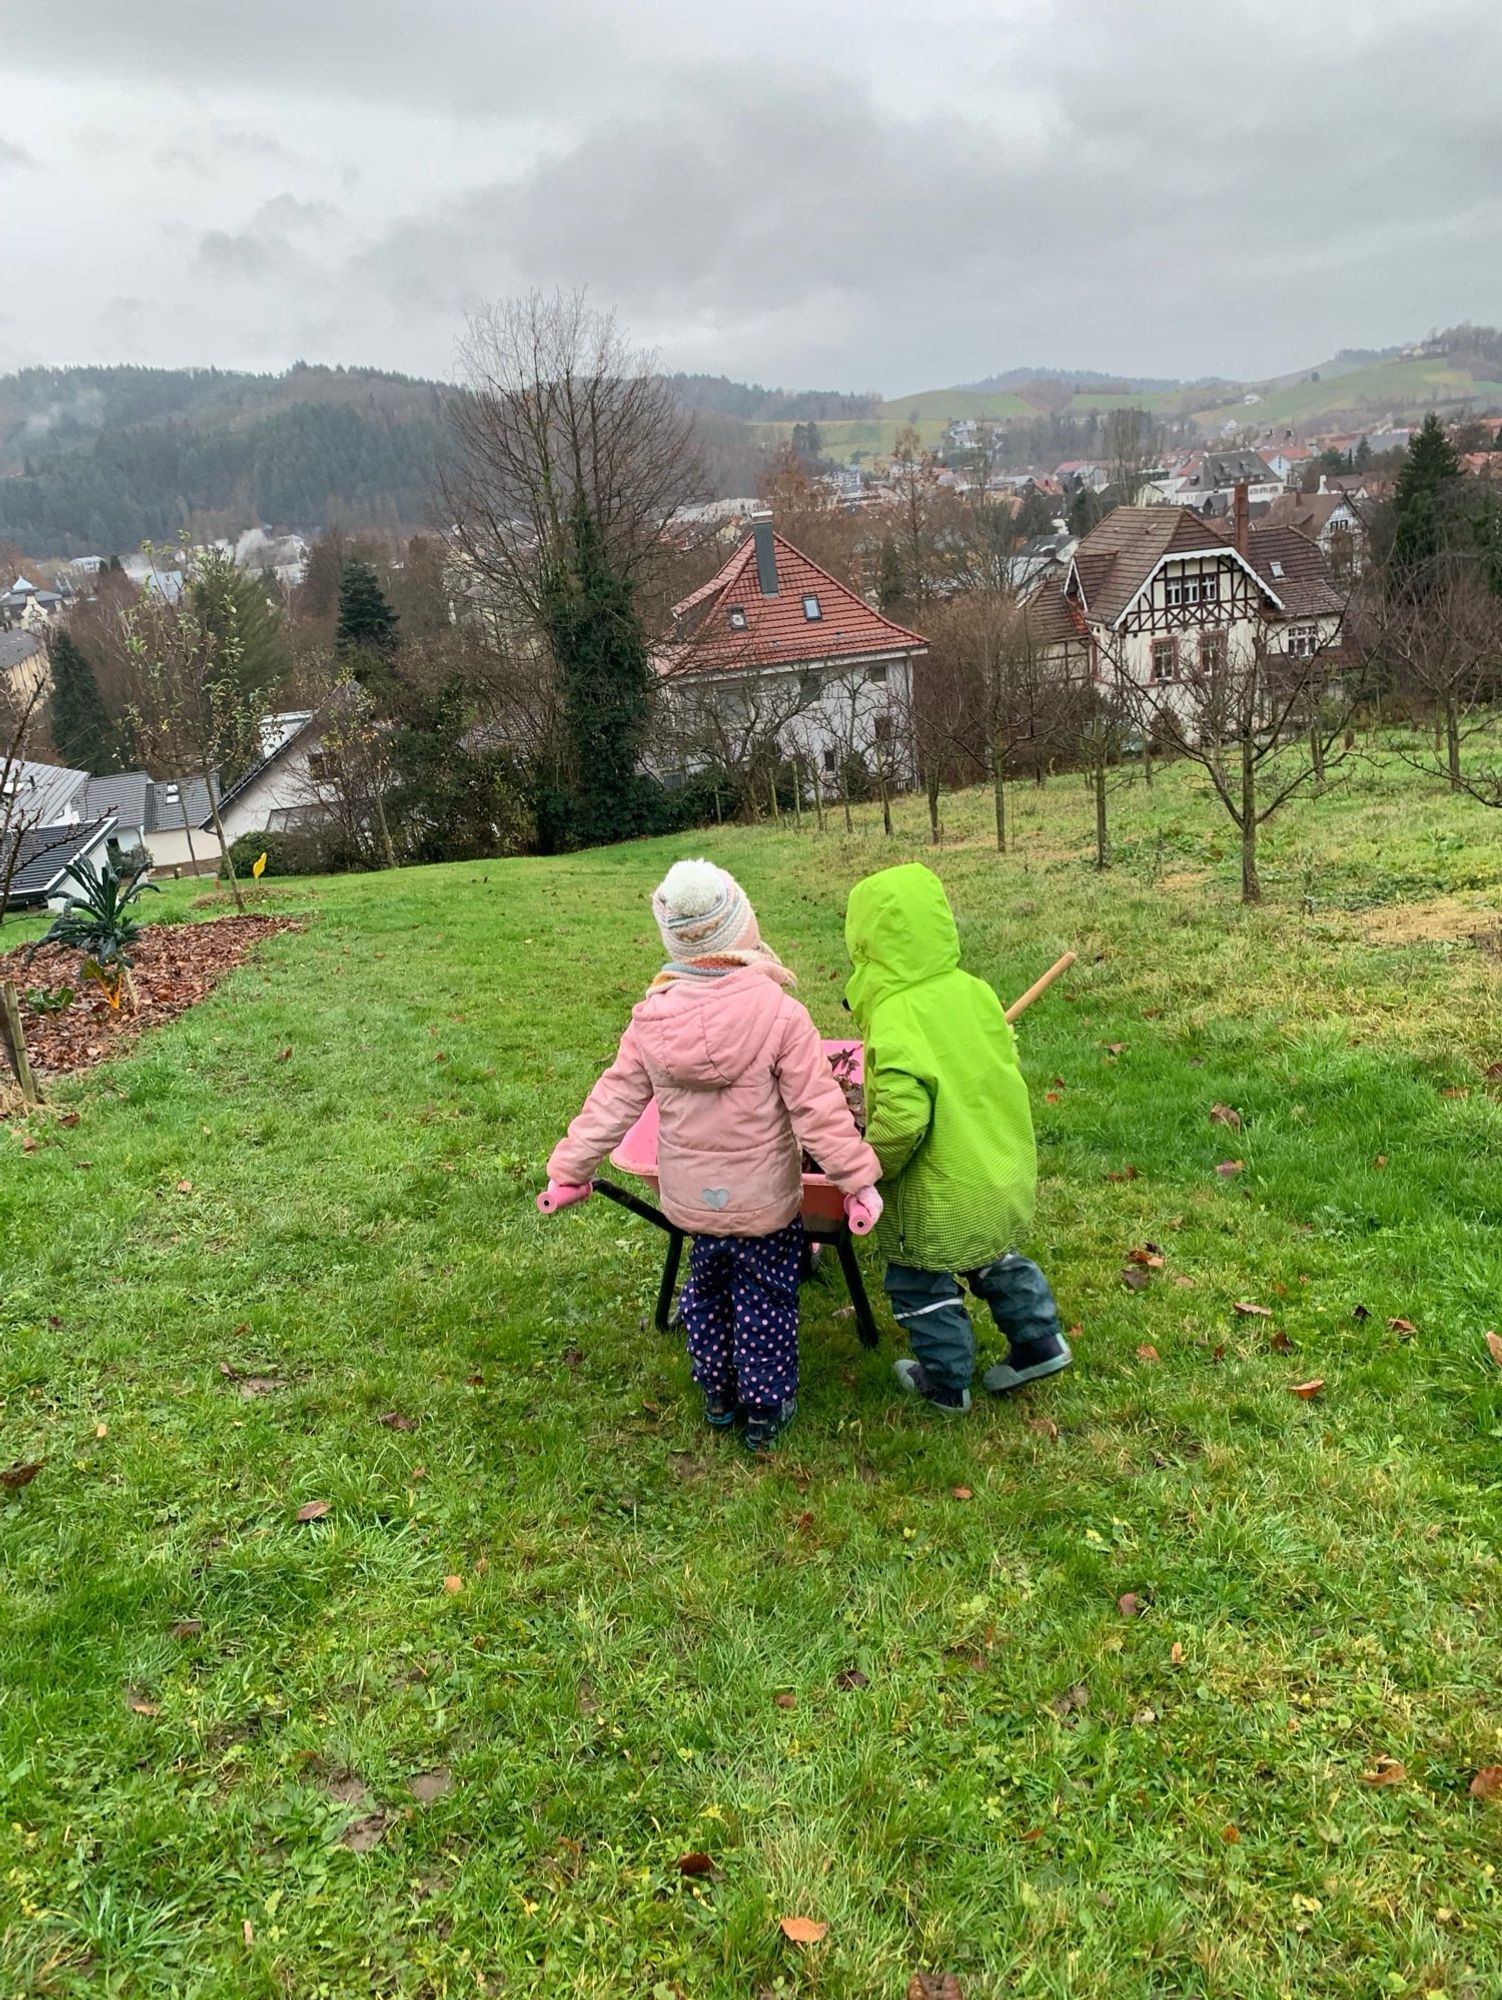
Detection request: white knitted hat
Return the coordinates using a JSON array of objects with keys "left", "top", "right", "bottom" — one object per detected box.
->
[{"left": 652, "top": 859, "right": 761, "bottom": 962}]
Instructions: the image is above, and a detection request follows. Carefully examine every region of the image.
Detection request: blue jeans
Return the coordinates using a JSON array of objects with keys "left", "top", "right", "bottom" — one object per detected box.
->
[{"left": 884, "top": 1255, "right": 1062, "bottom": 1394}]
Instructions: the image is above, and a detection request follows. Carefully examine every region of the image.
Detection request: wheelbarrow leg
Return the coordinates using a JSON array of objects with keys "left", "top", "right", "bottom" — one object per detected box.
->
[
  {"left": 834, "top": 1226, "right": 880, "bottom": 1349},
  {"left": 656, "top": 1229, "right": 686, "bottom": 1333}
]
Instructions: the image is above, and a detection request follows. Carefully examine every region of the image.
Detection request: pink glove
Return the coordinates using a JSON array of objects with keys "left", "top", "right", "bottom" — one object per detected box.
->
[
  {"left": 537, "top": 1180, "right": 593, "bottom": 1215},
  {"left": 844, "top": 1186, "right": 883, "bottom": 1236}
]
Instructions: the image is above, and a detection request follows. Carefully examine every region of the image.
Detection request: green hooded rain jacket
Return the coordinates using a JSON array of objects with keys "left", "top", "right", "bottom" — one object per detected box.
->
[{"left": 845, "top": 863, "right": 1037, "bottom": 1272}]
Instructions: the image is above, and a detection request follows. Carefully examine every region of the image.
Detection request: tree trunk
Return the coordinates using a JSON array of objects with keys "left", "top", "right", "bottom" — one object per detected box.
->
[
  {"left": 1309, "top": 722, "right": 1325, "bottom": 782},
  {"left": 205, "top": 780, "right": 245, "bottom": 914},
  {"left": 1239, "top": 731, "right": 1261, "bottom": 904},
  {"left": 1444, "top": 694, "right": 1461, "bottom": 790},
  {"left": 879, "top": 771, "right": 893, "bottom": 837},
  {"left": 811, "top": 762, "right": 825, "bottom": 833},
  {"left": 374, "top": 788, "right": 397, "bottom": 870},
  {"left": 926, "top": 759, "right": 941, "bottom": 845},
  {"left": 1141, "top": 731, "right": 1154, "bottom": 788},
  {"left": 991, "top": 743, "right": 1007, "bottom": 854},
  {"left": 0, "top": 980, "right": 40, "bottom": 1104},
  {"left": 790, "top": 756, "right": 803, "bottom": 829},
  {"left": 842, "top": 781, "right": 853, "bottom": 834},
  {"left": 1094, "top": 755, "right": 1110, "bottom": 870},
  {"left": 768, "top": 767, "right": 781, "bottom": 822}
]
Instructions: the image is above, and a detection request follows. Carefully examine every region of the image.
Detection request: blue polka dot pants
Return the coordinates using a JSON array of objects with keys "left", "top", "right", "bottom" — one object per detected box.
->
[{"left": 681, "top": 1218, "right": 803, "bottom": 1412}]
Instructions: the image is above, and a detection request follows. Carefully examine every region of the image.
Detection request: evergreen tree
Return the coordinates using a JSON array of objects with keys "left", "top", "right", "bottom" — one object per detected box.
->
[
  {"left": 1015, "top": 485, "right": 1058, "bottom": 541},
  {"left": 189, "top": 557, "right": 291, "bottom": 710},
  {"left": 1390, "top": 412, "right": 1463, "bottom": 596},
  {"left": 336, "top": 559, "right": 399, "bottom": 658},
  {"left": 1067, "top": 483, "right": 1106, "bottom": 540},
  {"left": 541, "top": 501, "right": 654, "bottom": 846},
  {"left": 875, "top": 535, "right": 905, "bottom": 615},
  {"left": 48, "top": 628, "right": 121, "bottom": 773}
]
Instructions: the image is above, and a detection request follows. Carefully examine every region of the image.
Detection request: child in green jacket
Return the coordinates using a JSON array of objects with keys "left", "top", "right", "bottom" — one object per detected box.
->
[{"left": 845, "top": 863, "right": 1071, "bottom": 1414}]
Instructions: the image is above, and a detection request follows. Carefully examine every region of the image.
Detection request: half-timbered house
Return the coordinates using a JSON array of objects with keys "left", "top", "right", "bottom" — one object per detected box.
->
[{"left": 1023, "top": 488, "right": 1345, "bottom": 715}]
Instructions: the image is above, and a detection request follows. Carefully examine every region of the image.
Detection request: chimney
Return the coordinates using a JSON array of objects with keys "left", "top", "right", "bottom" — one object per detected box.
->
[
  {"left": 1233, "top": 480, "right": 1250, "bottom": 557},
  {"left": 749, "top": 508, "right": 778, "bottom": 596}
]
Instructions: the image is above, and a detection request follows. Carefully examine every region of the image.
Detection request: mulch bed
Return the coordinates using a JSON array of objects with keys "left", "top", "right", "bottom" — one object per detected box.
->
[{"left": 0, "top": 915, "right": 300, "bottom": 1096}]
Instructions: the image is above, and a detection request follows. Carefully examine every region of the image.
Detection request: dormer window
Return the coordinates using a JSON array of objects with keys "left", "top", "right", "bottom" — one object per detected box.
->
[
  {"left": 727, "top": 606, "right": 748, "bottom": 631},
  {"left": 802, "top": 595, "right": 822, "bottom": 621}
]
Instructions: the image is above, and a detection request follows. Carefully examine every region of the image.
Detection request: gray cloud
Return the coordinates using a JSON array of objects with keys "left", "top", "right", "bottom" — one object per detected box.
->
[
  {"left": 3, "top": 0, "right": 1502, "bottom": 388},
  {"left": 0, "top": 136, "right": 36, "bottom": 169}
]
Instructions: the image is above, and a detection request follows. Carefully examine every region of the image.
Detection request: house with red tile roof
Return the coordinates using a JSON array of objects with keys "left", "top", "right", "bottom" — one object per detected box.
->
[
  {"left": 654, "top": 513, "right": 927, "bottom": 790},
  {"left": 1024, "top": 491, "right": 1346, "bottom": 709}
]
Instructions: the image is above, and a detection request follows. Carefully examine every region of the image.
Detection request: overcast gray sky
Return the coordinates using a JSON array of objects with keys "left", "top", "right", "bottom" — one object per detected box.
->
[{"left": 3, "top": 0, "right": 1500, "bottom": 395}]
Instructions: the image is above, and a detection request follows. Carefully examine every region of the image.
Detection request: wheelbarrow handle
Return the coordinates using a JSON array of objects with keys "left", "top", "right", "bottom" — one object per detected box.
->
[
  {"left": 1005, "top": 950, "right": 1076, "bottom": 1024},
  {"left": 591, "top": 1176, "right": 674, "bottom": 1232}
]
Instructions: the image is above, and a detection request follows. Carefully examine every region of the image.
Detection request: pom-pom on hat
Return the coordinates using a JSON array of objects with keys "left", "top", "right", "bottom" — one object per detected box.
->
[{"left": 652, "top": 859, "right": 761, "bottom": 963}]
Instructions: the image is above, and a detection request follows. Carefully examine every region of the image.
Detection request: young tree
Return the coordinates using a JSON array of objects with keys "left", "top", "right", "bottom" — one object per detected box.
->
[
  {"left": 1123, "top": 610, "right": 1358, "bottom": 903},
  {"left": 0, "top": 677, "right": 48, "bottom": 923},
  {"left": 47, "top": 627, "right": 121, "bottom": 773},
  {"left": 1359, "top": 553, "right": 1502, "bottom": 793},
  {"left": 119, "top": 549, "right": 263, "bottom": 912},
  {"left": 1103, "top": 406, "right": 1160, "bottom": 507}
]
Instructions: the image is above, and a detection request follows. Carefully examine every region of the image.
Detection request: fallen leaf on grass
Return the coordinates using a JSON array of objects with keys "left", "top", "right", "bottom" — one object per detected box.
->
[
  {"left": 907, "top": 1975, "right": 965, "bottom": 2000},
  {"left": 1442, "top": 1086, "right": 1470, "bottom": 1100},
  {"left": 1215, "top": 1160, "right": 1245, "bottom": 1177},
  {"left": 1209, "top": 1104, "right": 1242, "bottom": 1130},
  {"left": 340, "top": 1811, "right": 390, "bottom": 1853},
  {"left": 1117, "top": 1592, "right": 1145, "bottom": 1618},
  {"left": 126, "top": 1693, "right": 160, "bottom": 1715},
  {"left": 1120, "top": 1266, "right": 1150, "bottom": 1292},
  {"left": 1135, "top": 1344, "right": 1159, "bottom": 1363},
  {"left": 1132, "top": 1706, "right": 1158, "bottom": 1726},
  {"left": 677, "top": 1851, "right": 715, "bottom": 1878},
  {"left": 774, "top": 1692, "right": 797, "bottom": 1710},
  {"left": 276, "top": 1046, "right": 292, "bottom": 1062},
  {"left": 1, "top": 1462, "right": 43, "bottom": 1490},
  {"left": 1361, "top": 1758, "right": 1407, "bottom": 1786},
  {"left": 951, "top": 1485, "right": 974, "bottom": 1501},
  {"left": 377, "top": 1411, "right": 415, "bottom": 1431},
  {"left": 1486, "top": 1331, "right": 1502, "bottom": 1368},
  {"left": 1211, "top": 1343, "right": 1226, "bottom": 1363},
  {"left": 1270, "top": 1329, "right": 1294, "bottom": 1354},
  {"left": 1105, "top": 1164, "right": 1139, "bottom": 1182},
  {"left": 1050, "top": 1682, "right": 1089, "bottom": 1717},
  {"left": 409, "top": 1768, "right": 453, "bottom": 1804},
  {"left": 834, "top": 1667, "right": 870, "bottom": 1691},
  {"left": 1469, "top": 1766, "right": 1502, "bottom": 1801},
  {"left": 1172, "top": 1274, "right": 1197, "bottom": 1289},
  {"left": 1221, "top": 1823, "right": 1241, "bottom": 1844},
  {"left": 176, "top": 1179, "right": 193, "bottom": 1194},
  {"left": 1234, "top": 1301, "right": 1273, "bottom": 1318},
  {"left": 442, "top": 1575, "right": 463, "bottom": 1594},
  {"left": 295, "top": 1500, "right": 331, "bottom": 1523},
  {"left": 1170, "top": 1641, "right": 1184, "bottom": 1665},
  {"left": 20, "top": 1135, "right": 37, "bottom": 1153},
  {"left": 1387, "top": 1316, "right": 1417, "bottom": 1337},
  {"left": 1027, "top": 1416, "right": 1059, "bottom": 1441},
  {"left": 57, "top": 1110, "right": 79, "bottom": 1128},
  {"left": 1288, "top": 1379, "right": 1325, "bottom": 1399},
  {"left": 1126, "top": 1245, "right": 1165, "bottom": 1269},
  {"left": 779, "top": 1917, "right": 828, "bottom": 1944},
  {"left": 169, "top": 1619, "right": 203, "bottom": 1639},
  {"left": 1373, "top": 1154, "right": 1388, "bottom": 1168},
  {"left": 1103, "top": 1042, "right": 1126, "bottom": 1058}
]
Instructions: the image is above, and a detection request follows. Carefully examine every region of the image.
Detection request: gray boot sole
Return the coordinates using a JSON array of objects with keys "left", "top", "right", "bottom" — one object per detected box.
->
[{"left": 982, "top": 1344, "right": 1073, "bottom": 1396}]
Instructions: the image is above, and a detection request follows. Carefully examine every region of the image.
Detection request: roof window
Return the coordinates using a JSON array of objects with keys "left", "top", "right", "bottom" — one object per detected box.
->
[
  {"left": 728, "top": 606, "right": 748, "bottom": 631},
  {"left": 802, "top": 594, "right": 822, "bottom": 621},
  {"left": 1269, "top": 560, "right": 1285, "bottom": 578}
]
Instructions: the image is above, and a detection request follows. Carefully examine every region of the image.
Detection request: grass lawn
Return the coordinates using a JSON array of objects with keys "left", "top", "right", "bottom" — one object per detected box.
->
[{"left": 2, "top": 753, "right": 1501, "bottom": 1998}]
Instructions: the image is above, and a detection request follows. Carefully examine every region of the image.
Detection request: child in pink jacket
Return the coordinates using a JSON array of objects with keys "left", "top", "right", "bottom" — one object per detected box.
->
[{"left": 540, "top": 860, "right": 881, "bottom": 1452}]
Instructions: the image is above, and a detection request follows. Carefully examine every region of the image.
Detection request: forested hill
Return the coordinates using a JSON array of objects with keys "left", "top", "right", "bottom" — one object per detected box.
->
[{"left": 0, "top": 364, "right": 454, "bottom": 557}]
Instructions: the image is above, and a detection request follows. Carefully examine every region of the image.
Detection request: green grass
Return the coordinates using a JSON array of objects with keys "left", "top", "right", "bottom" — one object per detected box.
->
[
  {"left": 751, "top": 417, "right": 952, "bottom": 460},
  {"left": 878, "top": 391, "right": 1033, "bottom": 424},
  {"left": 3, "top": 753, "right": 1502, "bottom": 1998}
]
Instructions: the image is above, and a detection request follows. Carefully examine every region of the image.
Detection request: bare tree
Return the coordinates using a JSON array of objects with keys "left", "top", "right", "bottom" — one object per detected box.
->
[
  {"left": 119, "top": 549, "right": 262, "bottom": 913},
  {"left": 655, "top": 666, "right": 818, "bottom": 823},
  {"left": 444, "top": 290, "right": 702, "bottom": 632},
  {"left": 0, "top": 677, "right": 48, "bottom": 923},
  {"left": 1104, "top": 406, "right": 1161, "bottom": 505},
  {"left": 1122, "top": 608, "right": 1359, "bottom": 903},
  {"left": 1361, "top": 554, "right": 1502, "bottom": 793}
]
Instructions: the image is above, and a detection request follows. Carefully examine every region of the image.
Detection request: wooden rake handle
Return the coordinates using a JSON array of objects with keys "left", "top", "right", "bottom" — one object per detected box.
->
[{"left": 1005, "top": 951, "right": 1077, "bottom": 1025}]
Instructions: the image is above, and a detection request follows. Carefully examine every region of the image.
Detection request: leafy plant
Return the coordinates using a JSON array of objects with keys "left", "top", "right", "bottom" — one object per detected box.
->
[
  {"left": 24, "top": 984, "right": 75, "bottom": 1015},
  {"left": 29, "top": 855, "right": 159, "bottom": 1010}
]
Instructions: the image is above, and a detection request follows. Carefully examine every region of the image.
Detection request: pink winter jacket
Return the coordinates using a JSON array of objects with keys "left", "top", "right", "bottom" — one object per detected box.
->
[{"left": 547, "top": 969, "right": 880, "bottom": 1238}]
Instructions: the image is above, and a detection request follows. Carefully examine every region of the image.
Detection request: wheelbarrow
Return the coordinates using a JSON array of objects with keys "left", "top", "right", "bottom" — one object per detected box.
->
[{"left": 592, "top": 1038, "right": 882, "bottom": 1346}]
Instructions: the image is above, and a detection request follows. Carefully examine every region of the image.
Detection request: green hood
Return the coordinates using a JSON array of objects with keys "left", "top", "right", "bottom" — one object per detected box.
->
[{"left": 845, "top": 864, "right": 960, "bottom": 1027}]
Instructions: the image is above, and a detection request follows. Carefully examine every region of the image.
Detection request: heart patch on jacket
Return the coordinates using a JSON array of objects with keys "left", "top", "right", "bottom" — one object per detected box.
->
[{"left": 701, "top": 1188, "right": 731, "bottom": 1209}]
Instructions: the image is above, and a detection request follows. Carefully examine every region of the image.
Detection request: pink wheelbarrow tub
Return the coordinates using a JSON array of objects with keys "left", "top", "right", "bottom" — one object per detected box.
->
[{"left": 591, "top": 1038, "right": 881, "bottom": 1346}]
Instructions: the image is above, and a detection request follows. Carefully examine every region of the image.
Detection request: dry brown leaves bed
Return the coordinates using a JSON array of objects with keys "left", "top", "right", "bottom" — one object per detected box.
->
[{"left": 0, "top": 916, "right": 299, "bottom": 1094}]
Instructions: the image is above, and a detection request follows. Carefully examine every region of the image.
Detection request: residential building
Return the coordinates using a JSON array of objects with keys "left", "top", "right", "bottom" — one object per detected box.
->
[
  {"left": 1, "top": 575, "right": 69, "bottom": 631},
  {"left": 205, "top": 708, "right": 346, "bottom": 846},
  {"left": 1024, "top": 493, "right": 1345, "bottom": 716},
  {"left": 1, "top": 758, "right": 92, "bottom": 827},
  {"left": 81, "top": 772, "right": 223, "bottom": 875},
  {"left": 652, "top": 513, "right": 927, "bottom": 788},
  {"left": 3, "top": 816, "right": 120, "bottom": 911},
  {"left": 1173, "top": 448, "right": 1285, "bottom": 512},
  {"left": 0, "top": 630, "right": 46, "bottom": 707},
  {"left": 1263, "top": 490, "right": 1365, "bottom": 575}
]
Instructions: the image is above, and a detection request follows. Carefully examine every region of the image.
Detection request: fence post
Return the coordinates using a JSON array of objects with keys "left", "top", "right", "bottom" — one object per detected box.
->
[{"left": 0, "top": 980, "right": 40, "bottom": 1105}]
